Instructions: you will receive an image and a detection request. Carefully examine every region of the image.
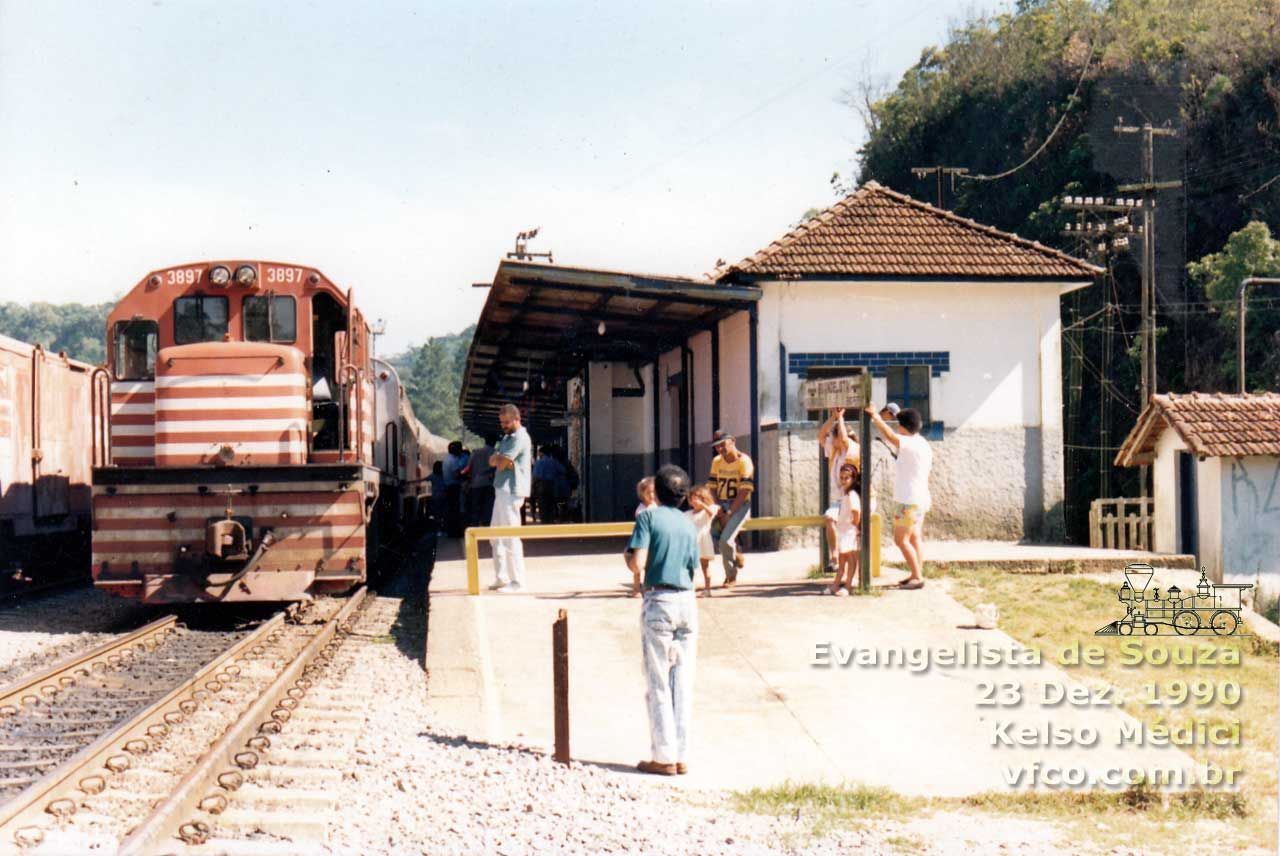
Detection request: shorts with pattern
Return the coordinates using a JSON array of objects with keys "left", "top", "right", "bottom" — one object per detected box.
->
[{"left": 894, "top": 503, "right": 927, "bottom": 530}]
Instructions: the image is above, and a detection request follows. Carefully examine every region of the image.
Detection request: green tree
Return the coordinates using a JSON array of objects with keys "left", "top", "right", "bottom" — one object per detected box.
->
[
  {"left": 389, "top": 324, "right": 477, "bottom": 442},
  {"left": 0, "top": 301, "right": 111, "bottom": 364},
  {"left": 1187, "top": 221, "right": 1280, "bottom": 391}
]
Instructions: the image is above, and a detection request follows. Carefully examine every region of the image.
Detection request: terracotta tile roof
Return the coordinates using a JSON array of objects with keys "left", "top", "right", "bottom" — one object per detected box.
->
[
  {"left": 1115, "top": 392, "right": 1280, "bottom": 467},
  {"left": 718, "top": 180, "right": 1102, "bottom": 281}
]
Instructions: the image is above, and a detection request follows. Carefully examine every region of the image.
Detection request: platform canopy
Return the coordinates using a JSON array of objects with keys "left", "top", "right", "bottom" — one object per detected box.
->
[{"left": 461, "top": 260, "right": 761, "bottom": 438}]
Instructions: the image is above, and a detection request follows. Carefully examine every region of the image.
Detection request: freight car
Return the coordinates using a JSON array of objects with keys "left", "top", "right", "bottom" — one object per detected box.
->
[
  {"left": 0, "top": 335, "right": 105, "bottom": 592},
  {"left": 92, "top": 261, "right": 444, "bottom": 604}
]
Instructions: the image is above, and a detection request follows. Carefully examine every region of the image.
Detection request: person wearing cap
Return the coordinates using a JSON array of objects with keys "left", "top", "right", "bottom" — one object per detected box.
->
[
  {"left": 865, "top": 404, "right": 932, "bottom": 589},
  {"left": 707, "top": 430, "right": 754, "bottom": 586},
  {"left": 816, "top": 407, "right": 859, "bottom": 575}
]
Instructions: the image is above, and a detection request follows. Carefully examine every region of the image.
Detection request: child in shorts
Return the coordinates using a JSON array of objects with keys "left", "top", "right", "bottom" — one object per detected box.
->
[
  {"left": 826, "top": 463, "right": 864, "bottom": 597},
  {"left": 684, "top": 485, "right": 721, "bottom": 595}
]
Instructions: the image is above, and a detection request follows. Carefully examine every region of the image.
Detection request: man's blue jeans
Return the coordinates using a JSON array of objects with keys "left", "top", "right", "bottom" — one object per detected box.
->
[{"left": 641, "top": 589, "right": 697, "bottom": 764}]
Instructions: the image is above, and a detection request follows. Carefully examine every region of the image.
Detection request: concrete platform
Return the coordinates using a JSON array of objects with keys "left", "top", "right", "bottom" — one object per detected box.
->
[{"left": 425, "top": 537, "right": 1196, "bottom": 796}]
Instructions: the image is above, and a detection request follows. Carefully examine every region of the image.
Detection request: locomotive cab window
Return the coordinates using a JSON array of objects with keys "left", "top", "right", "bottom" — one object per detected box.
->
[
  {"left": 174, "top": 295, "right": 229, "bottom": 345},
  {"left": 113, "top": 319, "right": 158, "bottom": 380},
  {"left": 243, "top": 295, "right": 297, "bottom": 343}
]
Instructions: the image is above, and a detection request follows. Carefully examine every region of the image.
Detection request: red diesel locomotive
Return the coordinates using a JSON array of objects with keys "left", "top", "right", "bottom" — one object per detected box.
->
[{"left": 94, "top": 261, "right": 442, "bottom": 603}]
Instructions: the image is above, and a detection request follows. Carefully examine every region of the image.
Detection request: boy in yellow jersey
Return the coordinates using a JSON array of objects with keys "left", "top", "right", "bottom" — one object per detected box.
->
[{"left": 707, "top": 430, "right": 754, "bottom": 586}]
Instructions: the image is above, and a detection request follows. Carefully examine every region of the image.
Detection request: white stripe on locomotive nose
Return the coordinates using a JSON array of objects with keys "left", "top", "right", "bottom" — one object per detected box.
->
[
  {"left": 154, "top": 418, "right": 307, "bottom": 433},
  {"left": 110, "top": 381, "right": 155, "bottom": 394},
  {"left": 154, "top": 441, "right": 308, "bottom": 454},
  {"left": 156, "top": 374, "right": 307, "bottom": 389},
  {"left": 154, "top": 395, "right": 305, "bottom": 410},
  {"left": 111, "top": 403, "right": 156, "bottom": 415},
  {"left": 110, "top": 423, "right": 157, "bottom": 436}
]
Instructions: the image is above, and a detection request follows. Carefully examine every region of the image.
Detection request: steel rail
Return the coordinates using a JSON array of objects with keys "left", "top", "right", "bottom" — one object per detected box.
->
[
  {"left": 0, "top": 614, "right": 178, "bottom": 715},
  {"left": 119, "top": 587, "right": 367, "bottom": 854},
  {"left": 0, "top": 612, "right": 287, "bottom": 849}
]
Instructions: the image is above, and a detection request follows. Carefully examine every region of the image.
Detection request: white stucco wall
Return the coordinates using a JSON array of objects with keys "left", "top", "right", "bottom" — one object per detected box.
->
[
  {"left": 691, "top": 330, "right": 711, "bottom": 445},
  {"left": 1219, "top": 455, "right": 1280, "bottom": 600},
  {"left": 1151, "top": 428, "right": 1184, "bottom": 554},
  {"left": 758, "top": 280, "right": 1071, "bottom": 427},
  {"left": 718, "top": 311, "right": 752, "bottom": 437}
]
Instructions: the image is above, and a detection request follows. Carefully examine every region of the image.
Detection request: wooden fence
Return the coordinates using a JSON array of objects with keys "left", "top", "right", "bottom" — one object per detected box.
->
[{"left": 1089, "top": 497, "right": 1153, "bottom": 550}]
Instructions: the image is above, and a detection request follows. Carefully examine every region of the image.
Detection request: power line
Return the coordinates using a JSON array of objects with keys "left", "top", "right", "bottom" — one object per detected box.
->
[{"left": 959, "top": 37, "right": 1097, "bottom": 183}]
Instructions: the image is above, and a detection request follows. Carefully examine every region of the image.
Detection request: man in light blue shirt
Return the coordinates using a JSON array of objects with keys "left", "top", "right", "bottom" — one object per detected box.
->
[{"left": 489, "top": 403, "right": 532, "bottom": 591}]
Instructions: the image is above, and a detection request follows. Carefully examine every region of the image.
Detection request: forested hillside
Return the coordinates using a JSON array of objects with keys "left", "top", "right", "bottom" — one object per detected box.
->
[
  {"left": 850, "top": 0, "right": 1280, "bottom": 537},
  {"left": 386, "top": 326, "right": 477, "bottom": 442},
  {"left": 0, "top": 302, "right": 113, "bottom": 364}
]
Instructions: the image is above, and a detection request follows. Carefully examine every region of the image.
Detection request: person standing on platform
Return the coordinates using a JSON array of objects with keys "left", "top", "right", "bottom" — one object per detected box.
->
[
  {"left": 866, "top": 404, "right": 932, "bottom": 590},
  {"left": 489, "top": 404, "right": 532, "bottom": 592},
  {"left": 624, "top": 464, "right": 700, "bottom": 776},
  {"left": 467, "top": 434, "right": 498, "bottom": 527},
  {"left": 443, "top": 441, "right": 470, "bottom": 538},
  {"left": 707, "top": 430, "right": 754, "bottom": 586},
  {"left": 816, "top": 407, "right": 859, "bottom": 575}
]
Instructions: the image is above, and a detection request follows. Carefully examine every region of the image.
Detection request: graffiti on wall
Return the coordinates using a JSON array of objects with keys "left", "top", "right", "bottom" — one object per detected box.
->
[{"left": 1224, "top": 457, "right": 1280, "bottom": 583}]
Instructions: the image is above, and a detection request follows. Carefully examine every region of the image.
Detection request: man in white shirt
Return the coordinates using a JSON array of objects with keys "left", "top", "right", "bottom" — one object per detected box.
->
[{"left": 866, "top": 405, "right": 932, "bottom": 589}]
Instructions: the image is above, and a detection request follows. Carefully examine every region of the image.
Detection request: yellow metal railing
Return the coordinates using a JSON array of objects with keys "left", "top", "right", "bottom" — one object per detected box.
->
[{"left": 463, "top": 513, "right": 883, "bottom": 595}]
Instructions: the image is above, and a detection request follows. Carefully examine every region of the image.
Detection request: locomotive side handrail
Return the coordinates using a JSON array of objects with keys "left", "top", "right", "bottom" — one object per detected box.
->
[
  {"left": 90, "top": 367, "right": 112, "bottom": 467},
  {"left": 338, "top": 363, "right": 363, "bottom": 463}
]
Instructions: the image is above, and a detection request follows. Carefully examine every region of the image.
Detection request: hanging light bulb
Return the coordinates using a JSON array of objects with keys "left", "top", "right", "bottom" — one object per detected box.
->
[
  {"left": 597, "top": 320, "right": 606, "bottom": 336},
  {"left": 522, "top": 379, "right": 529, "bottom": 392}
]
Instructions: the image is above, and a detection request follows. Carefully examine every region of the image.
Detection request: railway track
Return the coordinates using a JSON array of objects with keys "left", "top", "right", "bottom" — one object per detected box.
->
[
  {"left": 0, "top": 592, "right": 366, "bottom": 854},
  {"left": 0, "top": 615, "right": 253, "bottom": 799}
]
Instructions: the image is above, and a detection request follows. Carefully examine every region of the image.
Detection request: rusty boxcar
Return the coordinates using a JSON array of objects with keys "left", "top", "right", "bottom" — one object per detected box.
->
[
  {"left": 93, "top": 261, "right": 442, "bottom": 604},
  {"left": 0, "top": 335, "right": 104, "bottom": 591}
]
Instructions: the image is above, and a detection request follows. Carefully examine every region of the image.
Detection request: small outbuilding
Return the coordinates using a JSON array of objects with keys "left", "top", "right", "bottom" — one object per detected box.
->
[{"left": 1115, "top": 392, "right": 1280, "bottom": 600}]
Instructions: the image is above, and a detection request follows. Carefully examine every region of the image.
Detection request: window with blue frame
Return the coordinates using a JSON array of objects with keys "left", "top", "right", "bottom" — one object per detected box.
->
[{"left": 886, "top": 365, "right": 930, "bottom": 425}]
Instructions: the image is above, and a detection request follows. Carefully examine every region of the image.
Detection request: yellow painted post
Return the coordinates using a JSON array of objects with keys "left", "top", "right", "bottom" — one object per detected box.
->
[
  {"left": 465, "top": 529, "right": 480, "bottom": 596},
  {"left": 870, "top": 512, "right": 882, "bottom": 578}
]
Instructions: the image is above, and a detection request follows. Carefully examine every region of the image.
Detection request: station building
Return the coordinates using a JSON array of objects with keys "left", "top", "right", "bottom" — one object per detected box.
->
[{"left": 461, "top": 182, "right": 1101, "bottom": 541}]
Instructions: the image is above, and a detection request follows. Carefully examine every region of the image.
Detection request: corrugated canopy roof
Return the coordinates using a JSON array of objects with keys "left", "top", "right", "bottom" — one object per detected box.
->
[
  {"left": 460, "top": 260, "right": 760, "bottom": 438},
  {"left": 1115, "top": 392, "right": 1280, "bottom": 467},
  {"left": 719, "top": 181, "right": 1103, "bottom": 281}
]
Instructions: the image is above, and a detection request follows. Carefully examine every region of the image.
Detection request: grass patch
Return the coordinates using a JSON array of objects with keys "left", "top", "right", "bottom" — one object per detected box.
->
[
  {"left": 942, "top": 566, "right": 1278, "bottom": 851},
  {"left": 734, "top": 782, "right": 918, "bottom": 816}
]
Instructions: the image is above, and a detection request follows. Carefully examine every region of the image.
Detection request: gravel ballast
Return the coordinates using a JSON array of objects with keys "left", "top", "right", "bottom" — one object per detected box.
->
[
  {"left": 0, "top": 586, "right": 147, "bottom": 685},
  {"left": 323, "top": 568, "right": 1079, "bottom": 856}
]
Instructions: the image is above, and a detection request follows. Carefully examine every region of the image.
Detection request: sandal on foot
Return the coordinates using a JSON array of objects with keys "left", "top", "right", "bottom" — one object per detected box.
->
[{"left": 637, "top": 760, "right": 679, "bottom": 776}]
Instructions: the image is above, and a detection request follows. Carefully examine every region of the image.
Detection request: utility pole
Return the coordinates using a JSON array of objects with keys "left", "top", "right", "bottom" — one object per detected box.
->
[
  {"left": 1113, "top": 120, "right": 1180, "bottom": 520},
  {"left": 910, "top": 166, "right": 969, "bottom": 208},
  {"left": 1060, "top": 194, "right": 1140, "bottom": 501},
  {"left": 1112, "top": 121, "right": 1181, "bottom": 408}
]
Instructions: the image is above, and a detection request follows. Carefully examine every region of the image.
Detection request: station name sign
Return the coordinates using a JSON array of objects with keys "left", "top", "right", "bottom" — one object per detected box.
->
[{"left": 801, "top": 371, "right": 869, "bottom": 411}]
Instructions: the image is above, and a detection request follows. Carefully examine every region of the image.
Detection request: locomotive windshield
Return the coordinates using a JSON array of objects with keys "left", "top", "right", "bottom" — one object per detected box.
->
[
  {"left": 174, "top": 295, "right": 229, "bottom": 344},
  {"left": 243, "top": 294, "right": 297, "bottom": 343},
  {"left": 113, "top": 319, "right": 158, "bottom": 379}
]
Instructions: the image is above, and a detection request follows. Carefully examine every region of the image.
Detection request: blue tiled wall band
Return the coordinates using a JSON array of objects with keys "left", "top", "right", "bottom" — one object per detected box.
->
[{"left": 787, "top": 351, "right": 950, "bottom": 378}]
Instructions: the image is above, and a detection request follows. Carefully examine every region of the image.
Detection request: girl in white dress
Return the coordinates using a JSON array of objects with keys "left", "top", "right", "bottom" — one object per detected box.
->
[
  {"left": 826, "top": 463, "right": 866, "bottom": 597},
  {"left": 685, "top": 486, "right": 721, "bottom": 596}
]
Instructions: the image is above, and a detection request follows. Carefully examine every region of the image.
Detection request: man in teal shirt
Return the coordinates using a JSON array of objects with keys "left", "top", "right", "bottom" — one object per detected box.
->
[
  {"left": 624, "top": 465, "right": 699, "bottom": 776},
  {"left": 489, "top": 403, "right": 532, "bottom": 592}
]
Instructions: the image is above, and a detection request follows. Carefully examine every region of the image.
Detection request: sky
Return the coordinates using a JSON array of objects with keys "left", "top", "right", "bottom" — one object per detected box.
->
[{"left": 0, "top": 0, "right": 1007, "bottom": 354}]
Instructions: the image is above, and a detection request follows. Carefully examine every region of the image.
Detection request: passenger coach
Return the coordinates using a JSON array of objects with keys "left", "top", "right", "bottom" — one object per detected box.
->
[{"left": 94, "top": 261, "right": 439, "bottom": 603}]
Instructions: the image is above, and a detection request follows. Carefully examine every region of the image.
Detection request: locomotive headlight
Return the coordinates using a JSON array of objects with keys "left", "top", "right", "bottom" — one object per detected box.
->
[
  {"left": 234, "top": 265, "right": 257, "bottom": 287},
  {"left": 209, "top": 265, "right": 232, "bottom": 287}
]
